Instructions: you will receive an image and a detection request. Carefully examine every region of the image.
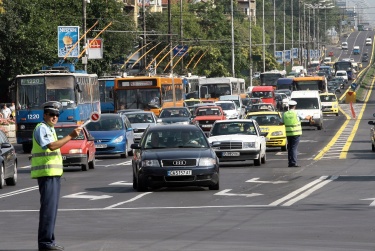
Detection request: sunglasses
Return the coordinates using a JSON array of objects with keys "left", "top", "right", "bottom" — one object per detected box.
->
[{"left": 48, "top": 113, "right": 60, "bottom": 117}]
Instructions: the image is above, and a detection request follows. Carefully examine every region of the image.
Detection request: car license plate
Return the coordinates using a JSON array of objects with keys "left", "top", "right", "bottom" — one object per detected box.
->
[
  {"left": 201, "top": 124, "right": 212, "bottom": 128},
  {"left": 134, "top": 133, "right": 143, "bottom": 138},
  {"left": 95, "top": 144, "right": 107, "bottom": 149},
  {"left": 168, "top": 170, "right": 192, "bottom": 176},
  {"left": 222, "top": 152, "right": 240, "bottom": 156},
  {"left": 301, "top": 119, "right": 309, "bottom": 122}
]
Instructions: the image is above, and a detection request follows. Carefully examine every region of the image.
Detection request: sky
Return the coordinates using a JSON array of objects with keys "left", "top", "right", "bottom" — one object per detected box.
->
[{"left": 346, "top": 0, "right": 375, "bottom": 27}]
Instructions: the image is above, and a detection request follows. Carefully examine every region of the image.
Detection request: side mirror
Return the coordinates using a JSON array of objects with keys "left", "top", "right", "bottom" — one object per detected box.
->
[
  {"left": 368, "top": 121, "right": 375, "bottom": 125},
  {"left": 87, "top": 136, "right": 95, "bottom": 141},
  {"left": 131, "top": 143, "right": 141, "bottom": 149}
]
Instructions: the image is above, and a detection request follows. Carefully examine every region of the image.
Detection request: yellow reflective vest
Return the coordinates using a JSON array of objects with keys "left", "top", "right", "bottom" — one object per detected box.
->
[
  {"left": 31, "top": 123, "right": 63, "bottom": 179},
  {"left": 283, "top": 110, "right": 302, "bottom": 136}
]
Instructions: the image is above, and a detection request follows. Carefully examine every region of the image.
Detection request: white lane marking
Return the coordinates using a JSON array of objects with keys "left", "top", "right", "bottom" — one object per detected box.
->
[
  {"left": 361, "top": 198, "right": 375, "bottom": 206},
  {"left": 105, "top": 192, "right": 153, "bottom": 209},
  {"left": 281, "top": 176, "right": 338, "bottom": 206},
  {"left": 215, "top": 189, "right": 262, "bottom": 197},
  {"left": 269, "top": 176, "right": 329, "bottom": 206},
  {"left": 0, "top": 186, "right": 39, "bottom": 198},
  {"left": 63, "top": 192, "right": 112, "bottom": 200},
  {"left": 246, "top": 178, "right": 288, "bottom": 184},
  {"left": 20, "top": 165, "right": 31, "bottom": 169},
  {"left": 0, "top": 204, "right": 273, "bottom": 213},
  {"left": 109, "top": 181, "right": 133, "bottom": 186}
]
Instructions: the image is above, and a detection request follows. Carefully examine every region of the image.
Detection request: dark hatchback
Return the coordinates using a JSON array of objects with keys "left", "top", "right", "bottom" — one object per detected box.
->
[{"left": 131, "top": 125, "right": 219, "bottom": 191}]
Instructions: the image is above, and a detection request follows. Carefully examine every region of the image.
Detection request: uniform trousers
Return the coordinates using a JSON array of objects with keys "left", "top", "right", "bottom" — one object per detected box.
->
[
  {"left": 287, "top": 135, "right": 300, "bottom": 166},
  {"left": 37, "top": 176, "right": 61, "bottom": 248}
]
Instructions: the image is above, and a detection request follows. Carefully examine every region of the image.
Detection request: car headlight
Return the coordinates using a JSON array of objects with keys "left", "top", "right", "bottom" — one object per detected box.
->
[
  {"left": 243, "top": 142, "right": 256, "bottom": 149},
  {"left": 271, "top": 131, "right": 284, "bottom": 136},
  {"left": 198, "top": 157, "right": 216, "bottom": 166},
  {"left": 69, "top": 149, "right": 83, "bottom": 154},
  {"left": 142, "top": 159, "right": 160, "bottom": 167},
  {"left": 113, "top": 135, "right": 124, "bottom": 143}
]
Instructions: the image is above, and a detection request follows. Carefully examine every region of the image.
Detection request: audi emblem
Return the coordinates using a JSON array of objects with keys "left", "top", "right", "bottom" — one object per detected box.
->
[{"left": 173, "top": 160, "right": 186, "bottom": 166}]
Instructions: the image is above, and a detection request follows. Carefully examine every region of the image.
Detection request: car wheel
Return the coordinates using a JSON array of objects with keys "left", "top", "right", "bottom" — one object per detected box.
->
[
  {"left": 336, "top": 113, "right": 339, "bottom": 116},
  {"left": 132, "top": 172, "right": 138, "bottom": 190},
  {"left": 5, "top": 162, "right": 17, "bottom": 186},
  {"left": 128, "top": 143, "right": 134, "bottom": 156},
  {"left": 317, "top": 124, "right": 322, "bottom": 130},
  {"left": 261, "top": 151, "right": 266, "bottom": 164},
  {"left": 137, "top": 173, "right": 148, "bottom": 192},
  {"left": 88, "top": 158, "right": 95, "bottom": 169},
  {"left": 81, "top": 158, "right": 88, "bottom": 171},
  {"left": 281, "top": 145, "right": 287, "bottom": 151},
  {"left": 22, "top": 144, "right": 32, "bottom": 154},
  {"left": 372, "top": 143, "right": 375, "bottom": 152},
  {"left": 209, "top": 180, "right": 220, "bottom": 190},
  {"left": 121, "top": 144, "right": 129, "bottom": 158},
  {"left": 254, "top": 155, "right": 261, "bottom": 166},
  {"left": 0, "top": 164, "right": 5, "bottom": 189}
]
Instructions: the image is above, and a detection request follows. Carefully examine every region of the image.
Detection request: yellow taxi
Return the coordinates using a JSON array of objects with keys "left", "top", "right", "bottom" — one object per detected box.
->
[
  {"left": 246, "top": 111, "right": 287, "bottom": 151},
  {"left": 320, "top": 93, "right": 339, "bottom": 116},
  {"left": 183, "top": 98, "right": 202, "bottom": 114}
]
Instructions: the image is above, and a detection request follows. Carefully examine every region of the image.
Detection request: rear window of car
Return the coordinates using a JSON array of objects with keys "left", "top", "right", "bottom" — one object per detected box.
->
[
  {"left": 86, "top": 117, "right": 124, "bottom": 131},
  {"left": 55, "top": 127, "right": 85, "bottom": 140}
]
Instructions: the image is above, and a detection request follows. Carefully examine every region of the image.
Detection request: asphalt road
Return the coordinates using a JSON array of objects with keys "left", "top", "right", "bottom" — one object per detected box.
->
[{"left": 2, "top": 35, "right": 375, "bottom": 251}]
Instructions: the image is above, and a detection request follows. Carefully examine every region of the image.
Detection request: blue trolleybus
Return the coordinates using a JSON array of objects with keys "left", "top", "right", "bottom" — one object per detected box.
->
[
  {"left": 14, "top": 63, "right": 100, "bottom": 153},
  {"left": 99, "top": 77, "right": 115, "bottom": 113}
]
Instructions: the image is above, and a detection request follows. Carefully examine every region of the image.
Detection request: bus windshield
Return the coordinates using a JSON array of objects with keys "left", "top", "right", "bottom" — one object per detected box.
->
[
  {"left": 200, "top": 84, "right": 230, "bottom": 99},
  {"left": 18, "top": 76, "right": 75, "bottom": 109},
  {"left": 260, "top": 73, "right": 282, "bottom": 87},
  {"left": 292, "top": 80, "right": 323, "bottom": 91}
]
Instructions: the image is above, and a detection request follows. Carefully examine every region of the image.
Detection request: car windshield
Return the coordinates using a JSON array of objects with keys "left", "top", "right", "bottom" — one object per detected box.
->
[
  {"left": 216, "top": 102, "right": 235, "bottom": 110},
  {"left": 211, "top": 122, "right": 257, "bottom": 136},
  {"left": 246, "top": 114, "right": 281, "bottom": 126},
  {"left": 143, "top": 129, "right": 208, "bottom": 149},
  {"left": 196, "top": 108, "right": 222, "bottom": 116},
  {"left": 127, "top": 113, "right": 155, "bottom": 124},
  {"left": 160, "top": 108, "right": 189, "bottom": 118},
  {"left": 86, "top": 117, "right": 124, "bottom": 131},
  {"left": 55, "top": 127, "right": 84, "bottom": 140},
  {"left": 320, "top": 95, "right": 337, "bottom": 102}
]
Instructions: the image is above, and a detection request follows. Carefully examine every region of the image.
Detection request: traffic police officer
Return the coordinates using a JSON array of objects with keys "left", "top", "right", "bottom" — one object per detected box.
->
[
  {"left": 282, "top": 100, "right": 311, "bottom": 167},
  {"left": 31, "top": 101, "right": 82, "bottom": 251}
]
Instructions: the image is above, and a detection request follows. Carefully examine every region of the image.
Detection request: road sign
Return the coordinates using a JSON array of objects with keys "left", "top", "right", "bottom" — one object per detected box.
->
[
  {"left": 91, "top": 112, "right": 100, "bottom": 122},
  {"left": 173, "top": 45, "right": 189, "bottom": 57}
]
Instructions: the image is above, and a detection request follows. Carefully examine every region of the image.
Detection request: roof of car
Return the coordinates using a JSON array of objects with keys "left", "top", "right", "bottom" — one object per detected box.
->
[
  {"left": 123, "top": 111, "right": 155, "bottom": 115},
  {"left": 147, "top": 124, "right": 201, "bottom": 132}
]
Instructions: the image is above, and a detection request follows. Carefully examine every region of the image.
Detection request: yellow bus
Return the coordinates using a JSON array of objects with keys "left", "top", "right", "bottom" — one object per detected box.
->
[
  {"left": 114, "top": 76, "right": 183, "bottom": 116},
  {"left": 291, "top": 76, "right": 328, "bottom": 93}
]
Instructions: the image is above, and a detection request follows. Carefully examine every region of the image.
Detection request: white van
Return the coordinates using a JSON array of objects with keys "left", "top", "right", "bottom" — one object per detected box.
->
[
  {"left": 219, "top": 95, "right": 245, "bottom": 118},
  {"left": 290, "top": 90, "right": 323, "bottom": 130}
]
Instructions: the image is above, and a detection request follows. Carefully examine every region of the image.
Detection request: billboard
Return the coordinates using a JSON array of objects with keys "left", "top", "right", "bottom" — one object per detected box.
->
[
  {"left": 58, "top": 26, "right": 80, "bottom": 58},
  {"left": 87, "top": 39, "right": 103, "bottom": 59}
]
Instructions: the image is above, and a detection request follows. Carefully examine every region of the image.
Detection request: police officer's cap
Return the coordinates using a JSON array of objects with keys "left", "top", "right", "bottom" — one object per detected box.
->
[
  {"left": 43, "top": 101, "right": 62, "bottom": 114},
  {"left": 288, "top": 100, "right": 297, "bottom": 106}
]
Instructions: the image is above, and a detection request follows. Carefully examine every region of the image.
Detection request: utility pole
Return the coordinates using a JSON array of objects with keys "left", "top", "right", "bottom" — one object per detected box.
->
[
  {"left": 231, "top": 0, "right": 235, "bottom": 77},
  {"left": 82, "top": 0, "right": 87, "bottom": 72}
]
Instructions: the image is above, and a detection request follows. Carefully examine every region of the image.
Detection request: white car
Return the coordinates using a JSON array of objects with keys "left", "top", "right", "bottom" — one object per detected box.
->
[
  {"left": 215, "top": 101, "right": 241, "bottom": 119},
  {"left": 125, "top": 111, "right": 158, "bottom": 143},
  {"left": 208, "top": 120, "right": 267, "bottom": 166},
  {"left": 335, "top": 70, "right": 348, "bottom": 82},
  {"left": 341, "top": 42, "right": 348, "bottom": 50},
  {"left": 366, "top": 38, "right": 372, "bottom": 46}
]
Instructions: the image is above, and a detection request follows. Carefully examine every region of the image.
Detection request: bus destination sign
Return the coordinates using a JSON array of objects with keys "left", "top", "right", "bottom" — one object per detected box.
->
[{"left": 119, "top": 80, "right": 156, "bottom": 87}]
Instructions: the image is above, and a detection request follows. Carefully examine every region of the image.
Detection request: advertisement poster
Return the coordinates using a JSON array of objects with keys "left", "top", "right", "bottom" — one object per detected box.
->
[
  {"left": 275, "top": 51, "right": 283, "bottom": 64},
  {"left": 58, "top": 26, "right": 80, "bottom": 58},
  {"left": 87, "top": 39, "right": 103, "bottom": 59},
  {"left": 284, "top": 50, "right": 291, "bottom": 62},
  {"left": 292, "top": 48, "right": 298, "bottom": 59}
]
